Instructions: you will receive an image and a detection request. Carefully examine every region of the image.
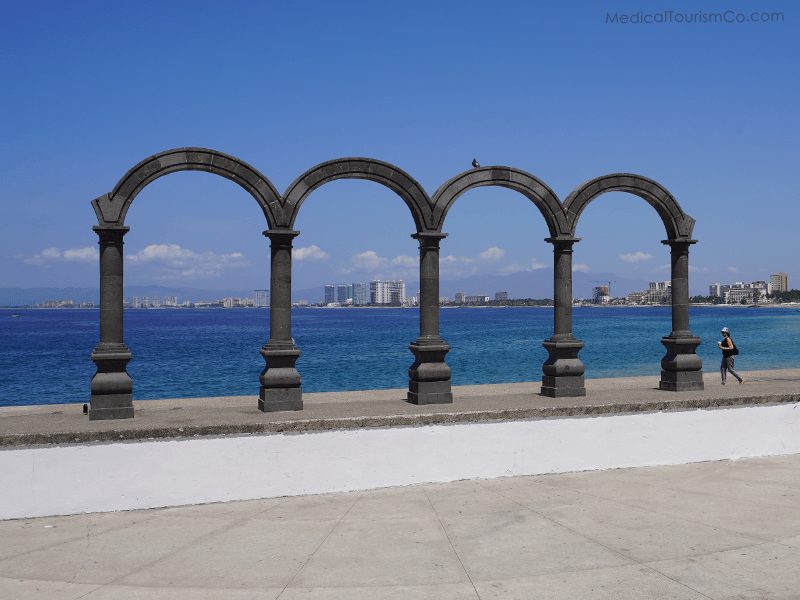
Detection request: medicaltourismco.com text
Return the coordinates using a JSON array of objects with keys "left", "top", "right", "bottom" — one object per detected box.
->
[{"left": 605, "top": 10, "right": 784, "bottom": 25}]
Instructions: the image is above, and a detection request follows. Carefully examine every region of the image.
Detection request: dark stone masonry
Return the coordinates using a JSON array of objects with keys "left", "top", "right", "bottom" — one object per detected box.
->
[{"left": 89, "top": 148, "right": 703, "bottom": 420}]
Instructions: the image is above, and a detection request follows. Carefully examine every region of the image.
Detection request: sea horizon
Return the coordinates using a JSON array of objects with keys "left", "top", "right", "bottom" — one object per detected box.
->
[{"left": 2, "top": 305, "right": 799, "bottom": 408}]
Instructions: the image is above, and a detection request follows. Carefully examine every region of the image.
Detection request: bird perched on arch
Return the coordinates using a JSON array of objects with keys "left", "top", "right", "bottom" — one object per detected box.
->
[{"left": 471, "top": 158, "right": 480, "bottom": 168}]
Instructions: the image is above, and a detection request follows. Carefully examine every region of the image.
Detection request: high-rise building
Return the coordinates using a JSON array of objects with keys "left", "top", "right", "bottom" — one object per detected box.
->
[
  {"left": 370, "top": 280, "right": 405, "bottom": 305},
  {"left": 324, "top": 285, "right": 336, "bottom": 305},
  {"left": 253, "top": 289, "right": 269, "bottom": 307},
  {"left": 495, "top": 291, "right": 509, "bottom": 301},
  {"left": 709, "top": 283, "right": 722, "bottom": 298},
  {"left": 646, "top": 281, "right": 671, "bottom": 304},
  {"left": 465, "top": 295, "right": 490, "bottom": 304},
  {"left": 770, "top": 272, "right": 789, "bottom": 294},
  {"left": 352, "top": 282, "right": 369, "bottom": 305},
  {"left": 337, "top": 284, "right": 353, "bottom": 304},
  {"left": 592, "top": 285, "right": 610, "bottom": 304},
  {"left": 454, "top": 292, "right": 466, "bottom": 304}
]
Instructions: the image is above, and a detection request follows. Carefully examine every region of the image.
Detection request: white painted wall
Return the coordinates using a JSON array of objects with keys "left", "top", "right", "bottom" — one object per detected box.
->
[{"left": 2, "top": 403, "right": 799, "bottom": 520}]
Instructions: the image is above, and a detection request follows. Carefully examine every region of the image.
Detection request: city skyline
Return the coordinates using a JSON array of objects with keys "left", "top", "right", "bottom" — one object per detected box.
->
[
  {"left": 12, "top": 268, "right": 793, "bottom": 309},
  {"left": 1, "top": 2, "right": 797, "bottom": 295}
]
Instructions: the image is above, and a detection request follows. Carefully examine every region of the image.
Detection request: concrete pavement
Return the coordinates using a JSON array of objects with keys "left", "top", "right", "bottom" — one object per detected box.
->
[{"left": 2, "top": 453, "right": 799, "bottom": 599}]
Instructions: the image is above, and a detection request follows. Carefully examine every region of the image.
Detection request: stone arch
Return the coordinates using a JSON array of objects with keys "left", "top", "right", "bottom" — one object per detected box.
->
[
  {"left": 562, "top": 173, "right": 695, "bottom": 239},
  {"left": 282, "top": 158, "right": 433, "bottom": 231},
  {"left": 91, "top": 147, "right": 283, "bottom": 228},
  {"left": 430, "top": 167, "right": 569, "bottom": 237}
]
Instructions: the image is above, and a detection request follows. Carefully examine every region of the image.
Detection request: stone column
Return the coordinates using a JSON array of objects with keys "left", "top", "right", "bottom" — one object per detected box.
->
[
  {"left": 408, "top": 232, "right": 452, "bottom": 404},
  {"left": 541, "top": 237, "right": 586, "bottom": 397},
  {"left": 659, "top": 239, "right": 704, "bottom": 391},
  {"left": 89, "top": 225, "right": 134, "bottom": 420},
  {"left": 260, "top": 229, "right": 303, "bottom": 411}
]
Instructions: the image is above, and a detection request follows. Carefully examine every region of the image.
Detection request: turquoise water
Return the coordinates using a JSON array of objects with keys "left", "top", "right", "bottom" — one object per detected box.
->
[{"left": 1, "top": 306, "right": 799, "bottom": 406}]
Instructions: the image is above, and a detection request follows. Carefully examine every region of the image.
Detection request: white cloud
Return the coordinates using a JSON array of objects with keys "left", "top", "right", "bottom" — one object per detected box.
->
[
  {"left": 440, "top": 254, "right": 479, "bottom": 278},
  {"left": 479, "top": 246, "right": 505, "bottom": 260},
  {"left": 500, "top": 258, "right": 548, "bottom": 274},
  {"left": 294, "top": 245, "right": 329, "bottom": 261},
  {"left": 391, "top": 255, "right": 417, "bottom": 268},
  {"left": 22, "top": 246, "right": 98, "bottom": 265},
  {"left": 127, "top": 244, "right": 247, "bottom": 280},
  {"left": 573, "top": 263, "right": 590, "bottom": 273},
  {"left": 62, "top": 247, "right": 98, "bottom": 262},
  {"left": 441, "top": 255, "right": 475, "bottom": 266},
  {"left": 345, "top": 251, "right": 423, "bottom": 277},
  {"left": 727, "top": 266, "right": 740, "bottom": 273},
  {"left": 351, "top": 250, "right": 387, "bottom": 271},
  {"left": 619, "top": 251, "right": 653, "bottom": 263},
  {"left": 689, "top": 265, "right": 710, "bottom": 273}
]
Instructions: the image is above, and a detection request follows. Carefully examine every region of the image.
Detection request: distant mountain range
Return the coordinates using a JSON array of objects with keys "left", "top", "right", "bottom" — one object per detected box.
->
[{"left": 0, "top": 271, "right": 652, "bottom": 306}]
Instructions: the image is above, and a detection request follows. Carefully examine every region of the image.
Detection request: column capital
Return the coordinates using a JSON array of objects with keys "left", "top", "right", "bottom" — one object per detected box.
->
[
  {"left": 411, "top": 231, "right": 448, "bottom": 247},
  {"left": 545, "top": 236, "right": 581, "bottom": 250},
  {"left": 92, "top": 225, "right": 129, "bottom": 239},
  {"left": 263, "top": 229, "right": 300, "bottom": 246},
  {"left": 661, "top": 238, "right": 698, "bottom": 249}
]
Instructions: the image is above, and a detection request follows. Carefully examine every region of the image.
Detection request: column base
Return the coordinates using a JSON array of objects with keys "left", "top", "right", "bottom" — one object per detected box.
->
[
  {"left": 88, "top": 397, "right": 134, "bottom": 421},
  {"left": 407, "top": 340, "right": 452, "bottom": 405},
  {"left": 259, "top": 341, "right": 303, "bottom": 412},
  {"left": 259, "top": 388, "right": 303, "bottom": 412},
  {"left": 541, "top": 374, "right": 586, "bottom": 398},
  {"left": 89, "top": 344, "right": 133, "bottom": 420},
  {"left": 407, "top": 381, "right": 453, "bottom": 405},
  {"left": 659, "top": 370, "right": 705, "bottom": 391},
  {"left": 541, "top": 337, "right": 586, "bottom": 398},
  {"left": 659, "top": 335, "right": 704, "bottom": 392}
]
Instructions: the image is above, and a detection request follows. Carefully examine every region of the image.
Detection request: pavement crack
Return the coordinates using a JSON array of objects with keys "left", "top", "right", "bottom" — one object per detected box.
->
[
  {"left": 69, "top": 496, "right": 295, "bottom": 600},
  {"left": 477, "top": 480, "right": 717, "bottom": 600},
  {"left": 422, "top": 488, "right": 481, "bottom": 599},
  {"left": 274, "top": 492, "right": 362, "bottom": 599}
]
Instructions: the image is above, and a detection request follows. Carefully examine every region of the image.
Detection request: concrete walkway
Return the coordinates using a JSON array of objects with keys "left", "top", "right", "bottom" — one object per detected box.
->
[
  {"left": 4, "top": 369, "right": 800, "bottom": 446},
  {"left": 2, "top": 454, "right": 799, "bottom": 599}
]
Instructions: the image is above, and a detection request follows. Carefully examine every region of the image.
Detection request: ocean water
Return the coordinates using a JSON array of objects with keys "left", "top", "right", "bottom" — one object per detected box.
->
[{"left": 1, "top": 306, "right": 799, "bottom": 406}]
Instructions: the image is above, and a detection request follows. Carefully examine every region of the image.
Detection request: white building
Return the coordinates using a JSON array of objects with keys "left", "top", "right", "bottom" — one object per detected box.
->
[
  {"left": 253, "top": 289, "right": 269, "bottom": 308},
  {"left": 646, "top": 281, "right": 671, "bottom": 304},
  {"left": 370, "top": 280, "right": 405, "bottom": 305}
]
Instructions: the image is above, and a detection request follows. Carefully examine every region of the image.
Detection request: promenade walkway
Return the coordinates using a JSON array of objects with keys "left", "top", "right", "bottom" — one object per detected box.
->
[
  {"left": 2, "top": 453, "right": 799, "bottom": 599},
  {"left": 3, "top": 368, "right": 800, "bottom": 446}
]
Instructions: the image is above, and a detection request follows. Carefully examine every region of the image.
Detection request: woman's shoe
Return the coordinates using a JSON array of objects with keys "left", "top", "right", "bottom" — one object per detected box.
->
[{"left": 739, "top": 380, "right": 745, "bottom": 385}]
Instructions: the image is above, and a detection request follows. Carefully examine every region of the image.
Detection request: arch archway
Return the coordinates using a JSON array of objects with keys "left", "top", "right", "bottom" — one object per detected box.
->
[
  {"left": 88, "top": 148, "right": 284, "bottom": 420},
  {"left": 562, "top": 173, "right": 695, "bottom": 240},
  {"left": 279, "top": 158, "right": 450, "bottom": 405},
  {"left": 562, "top": 174, "right": 703, "bottom": 392},
  {"left": 430, "top": 166, "right": 569, "bottom": 237},
  {"left": 92, "top": 147, "right": 283, "bottom": 228},
  {"left": 431, "top": 167, "right": 588, "bottom": 397},
  {"left": 282, "top": 158, "right": 433, "bottom": 231}
]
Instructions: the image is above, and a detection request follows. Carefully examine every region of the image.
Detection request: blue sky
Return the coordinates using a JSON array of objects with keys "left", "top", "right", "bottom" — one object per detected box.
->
[{"left": 0, "top": 0, "right": 797, "bottom": 296}]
